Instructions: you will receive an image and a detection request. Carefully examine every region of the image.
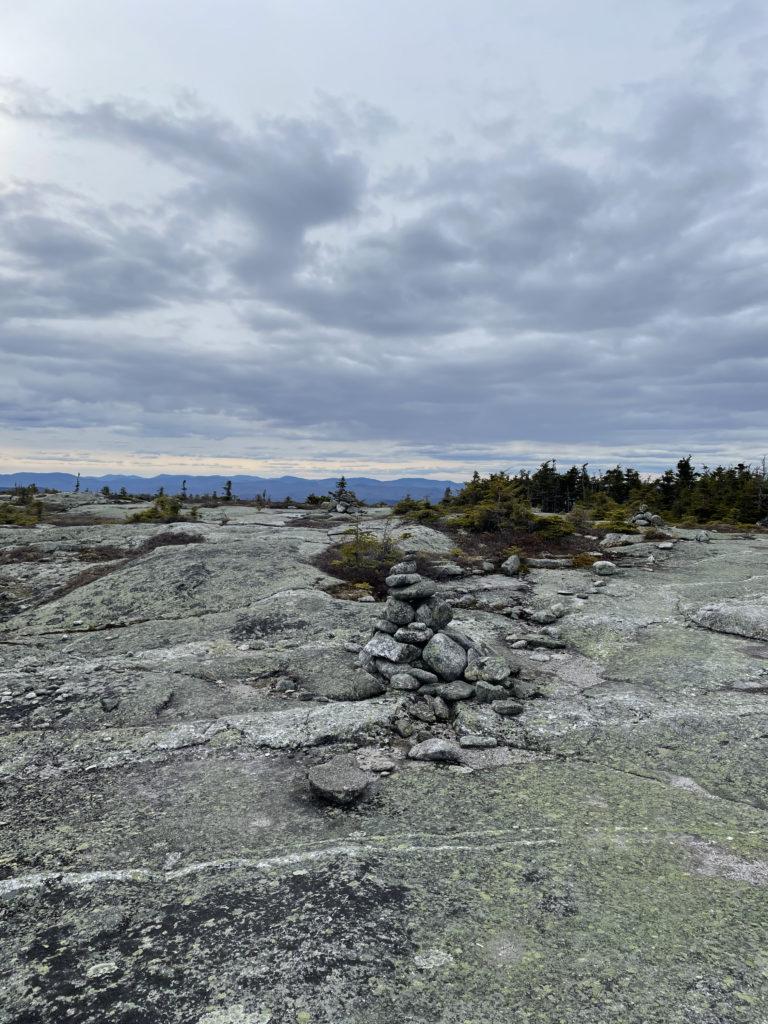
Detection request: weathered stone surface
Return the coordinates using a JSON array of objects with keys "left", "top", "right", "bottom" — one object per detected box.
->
[
  {"left": 422, "top": 632, "right": 468, "bottom": 681},
  {"left": 388, "top": 578, "right": 437, "bottom": 602},
  {"left": 407, "top": 737, "right": 465, "bottom": 763},
  {"left": 688, "top": 599, "right": 768, "bottom": 641},
  {"left": 435, "top": 562, "right": 465, "bottom": 579},
  {"left": 459, "top": 733, "right": 498, "bottom": 748},
  {"left": 434, "top": 680, "right": 475, "bottom": 701},
  {"left": 371, "top": 617, "right": 398, "bottom": 635},
  {"left": 415, "top": 596, "right": 453, "bottom": 631},
  {"left": 389, "top": 560, "right": 417, "bottom": 575},
  {"left": 393, "top": 623, "right": 434, "bottom": 645},
  {"left": 4, "top": 504, "right": 768, "bottom": 1024},
  {"left": 474, "top": 680, "right": 509, "bottom": 703},
  {"left": 464, "top": 655, "right": 513, "bottom": 684},
  {"left": 384, "top": 597, "right": 416, "bottom": 625},
  {"left": 525, "top": 557, "right": 573, "bottom": 568},
  {"left": 385, "top": 573, "right": 422, "bottom": 588},
  {"left": 363, "top": 632, "right": 420, "bottom": 664},
  {"left": 440, "top": 625, "right": 474, "bottom": 649},
  {"left": 388, "top": 672, "right": 421, "bottom": 691},
  {"left": 308, "top": 756, "right": 372, "bottom": 805},
  {"left": 529, "top": 608, "right": 558, "bottom": 625}
]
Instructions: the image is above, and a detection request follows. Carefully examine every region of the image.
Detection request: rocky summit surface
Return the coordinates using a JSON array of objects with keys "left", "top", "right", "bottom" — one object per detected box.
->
[{"left": 1, "top": 496, "right": 768, "bottom": 1023}]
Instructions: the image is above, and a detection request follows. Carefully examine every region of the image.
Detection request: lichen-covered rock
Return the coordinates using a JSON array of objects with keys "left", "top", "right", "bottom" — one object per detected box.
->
[
  {"left": 388, "top": 672, "right": 421, "bottom": 691},
  {"left": 407, "top": 737, "right": 465, "bottom": 763},
  {"left": 393, "top": 624, "right": 434, "bottom": 645},
  {"left": 363, "top": 632, "right": 420, "bottom": 664},
  {"left": 491, "top": 699, "right": 525, "bottom": 717},
  {"left": 422, "top": 633, "right": 468, "bottom": 681},
  {"left": 385, "top": 597, "right": 416, "bottom": 625},
  {"left": 388, "top": 579, "right": 438, "bottom": 602},
  {"left": 689, "top": 600, "right": 768, "bottom": 641},
  {"left": 385, "top": 573, "right": 422, "bottom": 588},
  {"left": 475, "top": 680, "right": 509, "bottom": 703},
  {"left": 308, "top": 756, "right": 372, "bottom": 805},
  {"left": 434, "top": 680, "right": 475, "bottom": 701},
  {"left": 415, "top": 596, "right": 453, "bottom": 631}
]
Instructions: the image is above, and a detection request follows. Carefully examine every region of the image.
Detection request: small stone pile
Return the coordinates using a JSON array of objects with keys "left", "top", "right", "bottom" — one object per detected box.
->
[
  {"left": 322, "top": 488, "right": 360, "bottom": 514},
  {"left": 359, "top": 559, "right": 524, "bottom": 714},
  {"left": 628, "top": 503, "right": 665, "bottom": 529}
]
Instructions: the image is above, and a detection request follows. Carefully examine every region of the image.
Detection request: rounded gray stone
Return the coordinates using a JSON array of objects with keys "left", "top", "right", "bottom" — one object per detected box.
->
[
  {"left": 308, "top": 759, "right": 372, "bottom": 805},
  {"left": 422, "top": 633, "right": 468, "bottom": 681},
  {"left": 385, "top": 597, "right": 417, "bottom": 626}
]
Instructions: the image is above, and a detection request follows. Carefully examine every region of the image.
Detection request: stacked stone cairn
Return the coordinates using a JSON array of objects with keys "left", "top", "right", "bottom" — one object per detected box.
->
[
  {"left": 628, "top": 503, "right": 665, "bottom": 529},
  {"left": 359, "top": 559, "right": 524, "bottom": 719}
]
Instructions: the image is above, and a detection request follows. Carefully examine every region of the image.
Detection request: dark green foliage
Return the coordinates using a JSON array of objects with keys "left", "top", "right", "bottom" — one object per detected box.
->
[
  {"left": 0, "top": 498, "right": 44, "bottom": 526},
  {"left": 393, "top": 495, "right": 441, "bottom": 522},
  {"left": 127, "top": 495, "right": 183, "bottom": 523},
  {"left": 449, "top": 471, "right": 534, "bottom": 533},
  {"left": 223, "top": 480, "right": 233, "bottom": 501}
]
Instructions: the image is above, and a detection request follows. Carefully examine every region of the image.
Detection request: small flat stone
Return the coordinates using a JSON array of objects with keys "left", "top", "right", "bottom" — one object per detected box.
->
[
  {"left": 372, "top": 618, "right": 398, "bottom": 635},
  {"left": 491, "top": 699, "right": 525, "bottom": 717},
  {"left": 434, "top": 680, "right": 475, "bottom": 701},
  {"left": 459, "top": 734, "right": 498, "bottom": 748},
  {"left": 308, "top": 759, "right": 372, "bottom": 805},
  {"left": 394, "top": 624, "right": 434, "bottom": 645},
  {"left": 388, "top": 672, "right": 421, "bottom": 691},
  {"left": 385, "top": 573, "right": 422, "bottom": 588},
  {"left": 389, "top": 560, "right": 417, "bottom": 575},
  {"left": 408, "top": 738, "right": 465, "bottom": 764},
  {"left": 389, "top": 579, "right": 438, "bottom": 602}
]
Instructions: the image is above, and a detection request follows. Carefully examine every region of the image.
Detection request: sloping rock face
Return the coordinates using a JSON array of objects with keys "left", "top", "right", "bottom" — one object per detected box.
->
[{"left": 1, "top": 504, "right": 768, "bottom": 1023}]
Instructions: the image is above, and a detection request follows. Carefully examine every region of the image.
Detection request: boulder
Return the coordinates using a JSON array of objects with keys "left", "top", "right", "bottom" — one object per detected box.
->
[
  {"left": 422, "top": 633, "right": 468, "bottom": 681},
  {"left": 593, "top": 561, "right": 617, "bottom": 576},
  {"left": 500, "top": 554, "right": 521, "bottom": 576}
]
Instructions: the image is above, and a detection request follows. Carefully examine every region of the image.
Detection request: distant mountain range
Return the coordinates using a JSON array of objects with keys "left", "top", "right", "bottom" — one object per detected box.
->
[{"left": 0, "top": 473, "right": 464, "bottom": 505}]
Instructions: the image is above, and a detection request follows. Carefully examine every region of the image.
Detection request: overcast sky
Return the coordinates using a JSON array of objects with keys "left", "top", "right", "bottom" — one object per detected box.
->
[{"left": 1, "top": 0, "right": 766, "bottom": 479}]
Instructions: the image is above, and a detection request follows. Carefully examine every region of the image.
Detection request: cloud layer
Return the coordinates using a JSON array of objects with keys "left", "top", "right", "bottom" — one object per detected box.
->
[{"left": 1, "top": 3, "right": 767, "bottom": 475}]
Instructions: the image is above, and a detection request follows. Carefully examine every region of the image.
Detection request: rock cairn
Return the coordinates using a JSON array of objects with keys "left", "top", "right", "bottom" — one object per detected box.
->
[
  {"left": 321, "top": 488, "right": 360, "bottom": 514},
  {"left": 628, "top": 503, "right": 665, "bottom": 529},
  {"left": 359, "top": 559, "right": 524, "bottom": 711}
]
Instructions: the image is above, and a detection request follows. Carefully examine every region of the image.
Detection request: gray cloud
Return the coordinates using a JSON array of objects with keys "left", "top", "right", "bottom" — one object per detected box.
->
[{"left": 1, "top": 25, "right": 767, "bottom": 472}]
